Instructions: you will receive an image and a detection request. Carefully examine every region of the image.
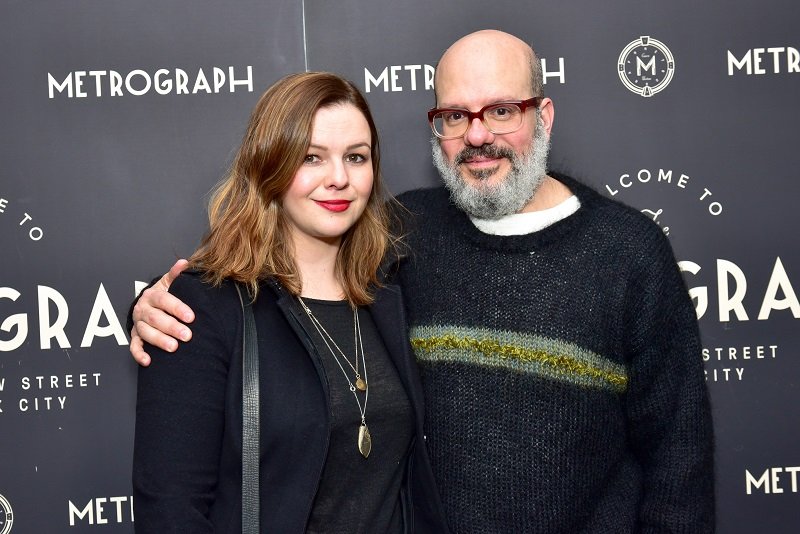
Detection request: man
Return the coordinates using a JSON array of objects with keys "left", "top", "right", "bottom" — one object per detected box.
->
[{"left": 131, "top": 30, "right": 714, "bottom": 532}]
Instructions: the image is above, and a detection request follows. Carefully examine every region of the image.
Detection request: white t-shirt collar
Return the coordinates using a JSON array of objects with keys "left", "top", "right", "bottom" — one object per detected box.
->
[{"left": 469, "top": 195, "right": 581, "bottom": 236}]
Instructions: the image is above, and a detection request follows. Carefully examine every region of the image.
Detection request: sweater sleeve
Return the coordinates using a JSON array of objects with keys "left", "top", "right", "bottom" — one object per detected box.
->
[
  {"left": 623, "top": 230, "right": 715, "bottom": 533},
  {"left": 132, "top": 274, "right": 237, "bottom": 533}
]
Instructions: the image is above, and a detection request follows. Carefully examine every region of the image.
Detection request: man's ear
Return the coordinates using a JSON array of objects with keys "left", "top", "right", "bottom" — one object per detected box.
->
[{"left": 539, "top": 98, "right": 555, "bottom": 136}]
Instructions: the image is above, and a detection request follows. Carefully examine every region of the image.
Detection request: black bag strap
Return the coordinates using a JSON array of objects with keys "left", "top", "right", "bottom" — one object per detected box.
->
[{"left": 236, "top": 283, "right": 260, "bottom": 534}]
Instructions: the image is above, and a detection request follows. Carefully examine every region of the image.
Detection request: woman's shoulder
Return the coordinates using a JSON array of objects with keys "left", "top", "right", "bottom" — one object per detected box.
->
[
  {"left": 169, "top": 270, "right": 243, "bottom": 315},
  {"left": 165, "top": 271, "right": 255, "bottom": 355}
]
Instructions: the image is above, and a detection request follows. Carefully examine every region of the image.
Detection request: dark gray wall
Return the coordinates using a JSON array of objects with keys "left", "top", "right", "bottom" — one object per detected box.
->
[
  {"left": 0, "top": 1, "right": 304, "bottom": 532},
  {"left": 1, "top": 0, "right": 798, "bottom": 531}
]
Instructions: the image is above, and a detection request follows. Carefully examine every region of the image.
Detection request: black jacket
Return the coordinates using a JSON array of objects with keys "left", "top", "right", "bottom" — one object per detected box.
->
[{"left": 133, "top": 273, "right": 448, "bottom": 533}]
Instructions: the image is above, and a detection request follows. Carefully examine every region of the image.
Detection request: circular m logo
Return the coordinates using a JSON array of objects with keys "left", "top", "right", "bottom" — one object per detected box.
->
[
  {"left": 0, "top": 494, "right": 13, "bottom": 534},
  {"left": 618, "top": 36, "right": 675, "bottom": 97}
]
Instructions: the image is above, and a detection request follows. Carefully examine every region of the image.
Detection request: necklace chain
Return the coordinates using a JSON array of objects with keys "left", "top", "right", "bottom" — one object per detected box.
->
[
  {"left": 297, "top": 297, "right": 367, "bottom": 390},
  {"left": 297, "top": 296, "right": 372, "bottom": 458}
]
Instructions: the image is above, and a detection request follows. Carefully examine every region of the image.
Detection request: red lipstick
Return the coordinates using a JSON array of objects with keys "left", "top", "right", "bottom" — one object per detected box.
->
[{"left": 315, "top": 200, "right": 351, "bottom": 212}]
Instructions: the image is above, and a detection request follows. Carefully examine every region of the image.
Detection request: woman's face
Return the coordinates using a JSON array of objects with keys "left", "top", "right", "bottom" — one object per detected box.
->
[{"left": 282, "top": 103, "right": 374, "bottom": 249}]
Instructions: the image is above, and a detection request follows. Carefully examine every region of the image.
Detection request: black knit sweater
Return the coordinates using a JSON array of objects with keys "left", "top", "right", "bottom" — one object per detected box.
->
[{"left": 395, "top": 174, "right": 714, "bottom": 533}]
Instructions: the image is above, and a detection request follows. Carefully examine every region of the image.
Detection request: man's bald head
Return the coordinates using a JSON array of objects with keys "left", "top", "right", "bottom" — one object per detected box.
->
[{"left": 434, "top": 30, "right": 543, "bottom": 105}]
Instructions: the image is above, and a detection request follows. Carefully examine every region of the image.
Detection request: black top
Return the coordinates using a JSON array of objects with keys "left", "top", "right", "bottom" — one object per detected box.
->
[
  {"left": 299, "top": 298, "right": 413, "bottom": 533},
  {"left": 132, "top": 275, "right": 449, "bottom": 533}
]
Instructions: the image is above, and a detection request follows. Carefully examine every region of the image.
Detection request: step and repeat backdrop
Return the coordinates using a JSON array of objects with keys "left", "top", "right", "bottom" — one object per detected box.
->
[{"left": 1, "top": 0, "right": 798, "bottom": 532}]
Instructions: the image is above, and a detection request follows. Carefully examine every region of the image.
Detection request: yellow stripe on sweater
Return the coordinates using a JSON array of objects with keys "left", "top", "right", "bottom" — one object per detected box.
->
[{"left": 410, "top": 325, "right": 628, "bottom": 393}]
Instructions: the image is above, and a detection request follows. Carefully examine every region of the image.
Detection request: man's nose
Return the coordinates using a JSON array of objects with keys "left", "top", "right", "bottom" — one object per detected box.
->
[{"left": 463, "top": 117, "right": 495, "bottom": 147}]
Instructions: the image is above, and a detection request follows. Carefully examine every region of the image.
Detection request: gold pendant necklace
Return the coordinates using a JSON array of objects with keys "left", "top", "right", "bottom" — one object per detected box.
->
[
  {"left": 355, "top": 377, "right": 367, "bottom": 392},
  {"left": 358, "top": 423, "right": 372, "bottom": 458},
  {"left": 298, "top": 296, "right": 372, "bottom": 458}
]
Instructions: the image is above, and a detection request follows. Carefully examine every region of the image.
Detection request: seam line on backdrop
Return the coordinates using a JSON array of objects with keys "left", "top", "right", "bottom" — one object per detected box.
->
[{"left": 302, "top": 0, "right": 309, "bottom": 71}]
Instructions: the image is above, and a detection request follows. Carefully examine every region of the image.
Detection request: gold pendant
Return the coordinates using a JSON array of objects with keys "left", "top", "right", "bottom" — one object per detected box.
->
[
  {"left": 358, "top": 423, "right": 372, "bottom": 458},
  {"left": 355, "top": 377, "right": 367, "bottom": 391}
]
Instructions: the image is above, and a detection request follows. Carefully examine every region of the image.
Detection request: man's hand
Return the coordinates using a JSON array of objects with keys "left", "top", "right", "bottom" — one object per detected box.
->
[{"left": 130, "top": 259, "right": 194, "bottom": 366}]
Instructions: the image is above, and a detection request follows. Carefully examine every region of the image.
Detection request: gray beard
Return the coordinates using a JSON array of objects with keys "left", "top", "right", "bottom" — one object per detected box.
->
[{"left": 431, "top": 119, "right": 550, "bottom": 219}]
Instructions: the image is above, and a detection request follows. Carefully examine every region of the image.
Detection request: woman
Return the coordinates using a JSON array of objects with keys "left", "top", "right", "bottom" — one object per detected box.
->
[{"left": 133, "top": 72, "right": 448, "bottom": 533}]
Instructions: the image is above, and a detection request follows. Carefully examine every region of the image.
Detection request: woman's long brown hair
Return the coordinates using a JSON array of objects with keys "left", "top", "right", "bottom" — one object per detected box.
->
[{"left": 189, "top": 72, "right": 396, "bottom": 305}]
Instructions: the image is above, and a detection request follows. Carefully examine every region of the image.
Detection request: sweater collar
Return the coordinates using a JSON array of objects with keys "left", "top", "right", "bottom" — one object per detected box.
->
[{"left": 469, "top": 194, "right": 580, "bottom": 236}]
